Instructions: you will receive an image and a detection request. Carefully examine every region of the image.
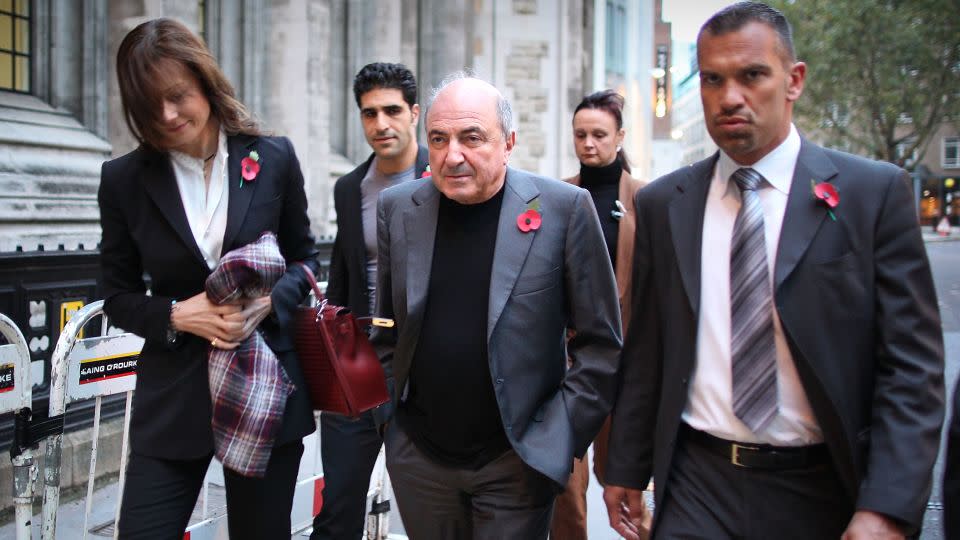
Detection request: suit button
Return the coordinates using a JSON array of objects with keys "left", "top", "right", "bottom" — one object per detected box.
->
[
  {"left": 505, "top": 424, "right": 512, "bottom": 430},
  {"left": 496, "top": 378, "right": 504, "bottom": 384}
]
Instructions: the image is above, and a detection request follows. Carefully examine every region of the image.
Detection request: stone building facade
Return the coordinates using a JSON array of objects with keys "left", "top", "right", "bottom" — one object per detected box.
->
[
  {"left": 2, "top": 0, "right": 661, "bottom": 252},
  {"left": 0, "top": 0, "right": 659, "bottom": 512}
]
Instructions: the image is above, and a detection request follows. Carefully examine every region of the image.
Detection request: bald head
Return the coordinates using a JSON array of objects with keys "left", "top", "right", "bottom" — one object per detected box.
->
[
  {"left": 427, "top": 73, "right": 514, "bottom": 140},
  {"left": 424, "top": 73, "right": 516, "bottom": 205}
]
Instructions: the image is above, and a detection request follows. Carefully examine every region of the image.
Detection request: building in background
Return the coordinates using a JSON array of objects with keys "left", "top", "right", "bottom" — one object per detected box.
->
[
  {"left": 912, "top": 123, "right": 960, "bottom": 225},
  {"left": 648, "top": 0, "right": 684, "bottom": 180},
  {"left": 0, "top": 0, "right": 667, "bottom": 512},
  {"left": 670, "top": 40, "right": 716, "bottom": 169},
  {"left": 665, "top": 10, "right": 732, "bottom": 178},
  {"left": 1, "top": 0, "right": 664, "bottom": 252},
  {"left": 590, "top": 0, "right": 655, "bottom": 182}
]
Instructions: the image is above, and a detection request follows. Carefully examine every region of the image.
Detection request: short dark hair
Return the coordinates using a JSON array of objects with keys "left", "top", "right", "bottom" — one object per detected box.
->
[
  {"left": 573, "top": 89, "right": 631, "bottom": 174},
  {"left": 353, "top": 62, "right": 418, "bottom": 108},
  {"left": 699, "top": 2, "right": 795, "bottom": 62}
]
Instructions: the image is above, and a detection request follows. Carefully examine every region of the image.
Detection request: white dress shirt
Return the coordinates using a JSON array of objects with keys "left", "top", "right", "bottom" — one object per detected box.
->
[
  {"left": 682, "top": 124, "right": 823, "bottom": 445},
  {"left": 170, "top": 130, "right": 229, "bottom": 270}
]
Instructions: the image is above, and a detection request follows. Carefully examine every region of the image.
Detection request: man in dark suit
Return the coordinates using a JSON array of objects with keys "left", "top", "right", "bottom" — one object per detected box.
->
[
  {"left": 311, "top": 62, "right": 428, "bottom": 540},
  {"left": 371, "top": 74, "right": 622, "bottom": 538},
  {"left": 603, "top": 3, "right": 944, "bottom": 539}
]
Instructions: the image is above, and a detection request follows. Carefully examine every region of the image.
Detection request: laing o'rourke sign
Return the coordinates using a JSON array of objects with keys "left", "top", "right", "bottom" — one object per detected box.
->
[
  {"left": 66, "top": 333, "right": 144, "bottom": 401},
  {"left": 0, "top": 363, "right": 13, "bottom": 393},
  {"left": 79, "top": 353, "right": 137, "bottom": 384}
]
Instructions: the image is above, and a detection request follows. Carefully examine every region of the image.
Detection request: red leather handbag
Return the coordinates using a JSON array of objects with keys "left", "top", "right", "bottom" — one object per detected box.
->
[{"left": 294, "top": 263, "right": 390, "bottom": 417}]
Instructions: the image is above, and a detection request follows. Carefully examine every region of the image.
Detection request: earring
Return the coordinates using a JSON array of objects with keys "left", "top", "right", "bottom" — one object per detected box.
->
[{"left": 616, "top": 145, "right": 622, "bottom": 152}]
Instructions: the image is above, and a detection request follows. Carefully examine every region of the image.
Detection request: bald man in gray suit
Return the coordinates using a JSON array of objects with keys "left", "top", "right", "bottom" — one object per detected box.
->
[{"left": 371, "top": 74, "right": 622, "bottom": 539}]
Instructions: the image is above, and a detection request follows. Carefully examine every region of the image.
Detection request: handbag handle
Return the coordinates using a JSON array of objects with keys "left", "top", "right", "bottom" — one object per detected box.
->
[{"left": 296, "top": 262, "right": 325, "bottom": 305}]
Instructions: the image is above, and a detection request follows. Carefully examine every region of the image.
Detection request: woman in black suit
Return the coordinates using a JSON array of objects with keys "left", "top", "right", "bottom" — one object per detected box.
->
[{"left": 100, "top": 18, "right": 317, "bottom": 539}]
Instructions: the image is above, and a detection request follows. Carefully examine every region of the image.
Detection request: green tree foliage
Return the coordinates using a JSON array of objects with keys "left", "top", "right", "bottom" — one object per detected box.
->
[{"left": 769, "top": 0, "right": 959, "bottom": 167}]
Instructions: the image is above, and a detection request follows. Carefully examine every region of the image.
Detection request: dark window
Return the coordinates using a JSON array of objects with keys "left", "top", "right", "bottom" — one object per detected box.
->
[
  {"left": 605, "top": 0, "right": 626, "bottom": 76},
  {"left": 944, "top": 136, "right": 960, "bottom": 169}
]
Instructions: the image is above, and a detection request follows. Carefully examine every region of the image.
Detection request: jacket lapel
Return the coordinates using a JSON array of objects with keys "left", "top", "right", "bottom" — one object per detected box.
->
[
  {"left": 404, "top": 181, "right": 441, "bottom": 331},
  {"left": 414, "top": 146, "right": 430, "bottom": 177},
  {"left": 615, "top": 171, "right": 643, "bottom": 328},
  {"left": 668, "top": 156, "right": 716, "bottom": 318},
  {"left": 488, "top": 168, "right": 539, "bottom": 341},
  {"left": 774, "top": 139, "right": 839, "bottom": 289},
  {"left": 139, "top": 150, "right": 208, "bottom": 265},
  {"left": 222, "top": 135, "right": 259, "bottom": 251}
]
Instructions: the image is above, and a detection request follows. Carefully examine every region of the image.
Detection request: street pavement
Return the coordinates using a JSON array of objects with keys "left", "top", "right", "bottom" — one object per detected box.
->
[
  {"left": 2, "top": 238, "right": 957, "bottom": 539},
  {"left": 921, "top": 240, "right": 960, "bottom": 540}
]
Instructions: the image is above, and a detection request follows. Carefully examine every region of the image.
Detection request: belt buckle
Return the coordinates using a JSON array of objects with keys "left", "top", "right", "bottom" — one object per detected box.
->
[{"left": 730, "top": 443, "right": 758, "bottom": 467}]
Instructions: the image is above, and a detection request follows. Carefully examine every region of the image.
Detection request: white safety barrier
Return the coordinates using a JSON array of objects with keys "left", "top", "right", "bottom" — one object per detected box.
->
[
  {"left": 40, "top": 300, "right": 142, "bottom": 540},
  {"left": 0, "top": 312, "right": 34, "bottom": 540},
  {"left": 20, "top": 295, "right": 405, "bottom": 539}
]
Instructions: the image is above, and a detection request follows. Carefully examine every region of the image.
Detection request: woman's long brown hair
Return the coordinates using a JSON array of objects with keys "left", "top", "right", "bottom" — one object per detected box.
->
[{"left": 116, "top": 18, "right": 260, "bottom": 151}]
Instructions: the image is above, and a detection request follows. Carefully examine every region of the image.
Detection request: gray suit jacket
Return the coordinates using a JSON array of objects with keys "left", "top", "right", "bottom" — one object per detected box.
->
[
  {"left": 371, "top": 167, "right": 623, "bottom": 486},
  {"left": 606, "top": 139, "right": 944, "bottom": 535}
]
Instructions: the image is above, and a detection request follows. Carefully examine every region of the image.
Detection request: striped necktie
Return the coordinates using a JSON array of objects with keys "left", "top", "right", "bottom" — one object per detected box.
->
[{"left": 730, "top": 167, "right": 778, "bottom": 432}]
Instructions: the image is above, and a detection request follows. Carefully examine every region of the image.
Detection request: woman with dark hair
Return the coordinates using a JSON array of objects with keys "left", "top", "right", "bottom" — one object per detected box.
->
[
  {"left": 100, "top": 18, "right": 317, "bottom": 539},
  {"left": 550, "top": 89, "right": 652, "bottom": 540}
]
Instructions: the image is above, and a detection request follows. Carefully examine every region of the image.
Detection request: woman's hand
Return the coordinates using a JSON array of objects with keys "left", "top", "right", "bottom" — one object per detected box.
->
[
  {"left": 170, "top": 292, "right": 244, "bottom": 349},
  {"left": 223, "top": 295, "right": 273, "bottom": 343}
]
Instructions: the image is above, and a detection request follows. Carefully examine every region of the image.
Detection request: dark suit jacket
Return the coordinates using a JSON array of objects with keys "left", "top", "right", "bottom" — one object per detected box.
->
[
  {"left": 98, "top": 134, "right": 318, "bottom": 460},
  {"left": 326, "top": 146, "right": 429, "bottom": 317},
  {"left": 605, "top": 139, "right": 944, "bottom": 534},
  {"left": 945, "top": 375, "right": 960, "bottom": 539},
  {"left": 370, "top": 167, "right": 623, "bottom": 486}
]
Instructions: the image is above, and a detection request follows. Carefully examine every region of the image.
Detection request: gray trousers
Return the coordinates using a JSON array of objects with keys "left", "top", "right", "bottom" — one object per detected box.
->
[{"left": 385, "top": 422, "right": 556, "bottom": 540}]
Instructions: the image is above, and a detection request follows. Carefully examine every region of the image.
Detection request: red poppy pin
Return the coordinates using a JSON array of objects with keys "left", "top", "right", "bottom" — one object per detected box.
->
[
  {"left": 517, "top": 199, "right": 542, "bottom": 233},
  {"left": 811, "top": 179, "right": 839, "bottom": 221},
  {"left": 421, "top": 165, "right": 432, "bottom": 178},
  {"left": 240, "top": 150, "right": 261, "bottom": 187}
]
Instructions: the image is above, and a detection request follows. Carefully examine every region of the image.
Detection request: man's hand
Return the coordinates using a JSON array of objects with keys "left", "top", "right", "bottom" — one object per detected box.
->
[
  {"left": 842, "top": 510, "right": 905, "bottom": 540},
  {"left": 223, "top": 295, "right": 273, "bottom": 343},
  {"left": 603, "top": 485, "right": 646, "bottom": 540},
  {"left": 171, "top": 292, "right": 243, "bottom": 349}
]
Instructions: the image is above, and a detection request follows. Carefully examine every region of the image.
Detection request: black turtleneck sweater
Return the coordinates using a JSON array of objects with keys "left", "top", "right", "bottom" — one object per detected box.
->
[
  {"left": 580, "top": 159, "right": 621, "bottom": 266},
  {"left": 397, "top": 186, "right": 510, "bottom": 469}
]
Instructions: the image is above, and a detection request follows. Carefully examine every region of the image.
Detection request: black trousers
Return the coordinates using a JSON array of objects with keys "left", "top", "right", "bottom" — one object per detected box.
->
[
  {"left": 117, "top": 439, "right": 303, "bottom": 540},
  {"left": 310, "top": 411, "right": 383, "bottom": 539},
  {"left": 385, "top": 422, "right": 556, "bottom": 540},
  {"left": 654, "top": 435, "right": 853, "bottom": 540}
]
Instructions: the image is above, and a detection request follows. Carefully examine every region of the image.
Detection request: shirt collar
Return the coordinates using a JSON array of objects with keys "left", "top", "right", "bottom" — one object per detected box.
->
[
  {"left": 169, "top": 129, "right": 228, "bottom": 169},
  {"left": 716, "top": 123, "right": 800, "bottom": 196}
]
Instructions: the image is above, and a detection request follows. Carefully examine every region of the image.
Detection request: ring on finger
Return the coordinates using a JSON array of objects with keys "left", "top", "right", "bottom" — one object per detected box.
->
[{"left": 211, "top": 338, "right": 218, "bottom": 348}]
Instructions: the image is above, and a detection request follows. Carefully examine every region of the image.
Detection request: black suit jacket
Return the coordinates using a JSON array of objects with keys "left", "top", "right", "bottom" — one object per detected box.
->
[
  {"left": 606, "top": 139, "right": 944, "bottom": 534},
  {"left": 98, "top": 134, "right": 318, "bottom": 460},
  {"left": 945, "top": 375, "right": 960, "bottom": 538},
  {"left": 326, "top": 146, "right": 429, "bottom": 317}
]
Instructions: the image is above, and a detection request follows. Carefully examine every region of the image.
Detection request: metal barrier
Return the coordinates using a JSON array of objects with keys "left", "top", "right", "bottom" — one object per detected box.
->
[
  {"left": 12, "top": 294, "right": 403, "bottom": 539},
  {"left": 0, "top": 241, "right": 334, "bottom": 452},
  {"left": 0, "top": 313, "right": 35, "bottom": 540},
  {"left": 365, "top": 445, "right": 397, "bottom": 540},
  {"left": 39, "top": 300, "right": 142, "bottom": 540}
]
